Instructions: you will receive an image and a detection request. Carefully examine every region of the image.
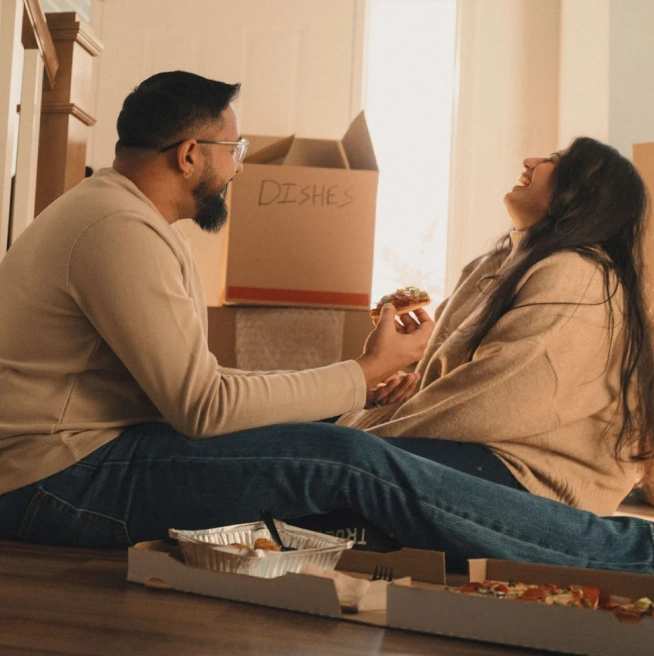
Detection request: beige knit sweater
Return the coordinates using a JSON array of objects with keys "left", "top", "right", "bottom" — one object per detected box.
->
[
  {"left": 338, "top": 232, "right": 641, "bottom": 515},
  {"left": 0, "top": 168, "right": 367, "bottom": 495}
]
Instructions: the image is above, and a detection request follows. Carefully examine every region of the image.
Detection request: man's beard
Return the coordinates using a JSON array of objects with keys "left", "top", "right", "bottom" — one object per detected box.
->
[{"left": 191, "top": 168, "right": 229, "bottom": 233}]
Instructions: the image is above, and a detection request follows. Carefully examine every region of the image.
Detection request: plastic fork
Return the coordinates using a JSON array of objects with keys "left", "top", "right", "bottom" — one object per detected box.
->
[
  {"left": 371, "top": 565, "right": 394, "bottom": 582},
  {"left": 259, "top": 509, "right": 296, "bottom": 551}
]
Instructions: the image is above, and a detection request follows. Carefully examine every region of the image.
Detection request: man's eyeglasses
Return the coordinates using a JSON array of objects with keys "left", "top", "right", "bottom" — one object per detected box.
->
[{"left": 159, "top": 138, "right": 249, "bottom": 166}]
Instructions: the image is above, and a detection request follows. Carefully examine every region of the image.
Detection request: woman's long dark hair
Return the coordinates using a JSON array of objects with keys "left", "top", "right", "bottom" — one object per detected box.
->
[{"left": 461, "top": 137, "right": 654, "bottom": 465}]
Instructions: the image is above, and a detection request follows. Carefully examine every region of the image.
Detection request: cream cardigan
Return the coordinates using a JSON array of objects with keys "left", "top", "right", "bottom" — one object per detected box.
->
[
  {"left": 0, "top": 169, "right": 367, "bottom": 495},
  {"left": 338, "top": 233, "right": 641, "bottom": 515}
]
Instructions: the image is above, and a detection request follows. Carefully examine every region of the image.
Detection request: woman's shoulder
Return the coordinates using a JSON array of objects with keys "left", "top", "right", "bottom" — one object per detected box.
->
[
  {"left": 517, "top": 249, "right": 617, "bottom": 305},
  {"left": 526, "top": 249, "right": 608, "bottom": 280}
]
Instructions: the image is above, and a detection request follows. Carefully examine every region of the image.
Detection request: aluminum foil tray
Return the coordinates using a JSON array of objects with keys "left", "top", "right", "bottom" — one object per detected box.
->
[{"left": 169, "top": 520, "right": 353, "bottom": 578}]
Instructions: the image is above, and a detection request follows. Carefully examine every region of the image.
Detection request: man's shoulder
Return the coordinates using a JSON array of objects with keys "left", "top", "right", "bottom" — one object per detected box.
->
[
  {"left": 36, "top": 168, "right": 172, "bottom": 244},
  {"left": 65, "top": 168, "right": 160, "bottom": 223}
]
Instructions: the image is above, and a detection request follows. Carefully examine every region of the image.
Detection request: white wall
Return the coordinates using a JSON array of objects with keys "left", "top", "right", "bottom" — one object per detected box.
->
[
  {"left": 446, "top": 0, "right": 560, "bottom": 292},
  {"left": 609, "top": 1, "right": 654, "bottom": 156},
  {"left": 558, "top": 0, "right": 610, "bottom": 147},
  {"left": 88, "top": 0, "right": 367, "bottom": 170},
  {"left": 559, "top": 0, "right": 654, "bottom": 156}
]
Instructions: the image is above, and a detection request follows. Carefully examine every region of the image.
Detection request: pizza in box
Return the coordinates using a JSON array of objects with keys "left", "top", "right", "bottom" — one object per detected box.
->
[{"left": 450, "top": 580, "right": 653, "bottom": 623}]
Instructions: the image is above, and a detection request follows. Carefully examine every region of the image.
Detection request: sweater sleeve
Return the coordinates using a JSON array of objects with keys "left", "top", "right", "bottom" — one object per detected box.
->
[
  {"left": 67, "top": 214, "right": 367, "bottom": 437},
  {"left": 356, "top": 253, "right": 618, "bottom": 441}
]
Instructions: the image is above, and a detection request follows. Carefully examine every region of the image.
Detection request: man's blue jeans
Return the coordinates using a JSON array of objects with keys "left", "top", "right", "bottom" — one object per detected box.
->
[{"left": 0, "top": 422, "right": 652, "bottom": 573}]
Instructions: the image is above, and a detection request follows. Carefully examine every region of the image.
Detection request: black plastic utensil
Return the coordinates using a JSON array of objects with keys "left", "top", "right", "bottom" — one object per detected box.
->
[{"left": 259, "top": 509, "right": 296, "bottom": 551}]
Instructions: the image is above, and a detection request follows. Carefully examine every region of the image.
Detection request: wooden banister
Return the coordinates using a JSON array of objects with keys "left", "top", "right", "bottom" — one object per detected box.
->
[
  {"left": 1, "top": 2, "right": 102, "bottom": 256},
  {"left": 22, "top": 0, "right": 59, "bottom": 89},
  {"left": 33, "top": 12, "right": 103, "bottom": 217}
]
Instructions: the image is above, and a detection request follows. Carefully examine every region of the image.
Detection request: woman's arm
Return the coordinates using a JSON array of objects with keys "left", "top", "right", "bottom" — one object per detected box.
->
[{"left": 349, "top": 252, "right": 621, "bottom": 442}]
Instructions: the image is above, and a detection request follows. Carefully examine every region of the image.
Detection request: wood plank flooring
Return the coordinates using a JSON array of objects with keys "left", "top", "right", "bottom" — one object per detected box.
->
[{"left": 0, "top": 540, "right": 554, "bottom": 656}]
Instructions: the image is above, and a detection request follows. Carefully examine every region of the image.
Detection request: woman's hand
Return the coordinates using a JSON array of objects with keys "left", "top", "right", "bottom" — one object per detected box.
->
[{"left": 365, "top": 372, "right": 421, "bottom": 409}]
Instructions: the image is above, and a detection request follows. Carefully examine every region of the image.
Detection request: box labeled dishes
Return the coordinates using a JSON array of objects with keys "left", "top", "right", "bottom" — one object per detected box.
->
[{"left": 223, "top": 111, "right": 379, "bottom": 310}]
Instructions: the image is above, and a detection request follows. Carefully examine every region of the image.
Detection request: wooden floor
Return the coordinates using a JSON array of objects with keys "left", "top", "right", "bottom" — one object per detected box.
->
[{"left": 0, "top": 540, "right": 556, "bottom": 656}]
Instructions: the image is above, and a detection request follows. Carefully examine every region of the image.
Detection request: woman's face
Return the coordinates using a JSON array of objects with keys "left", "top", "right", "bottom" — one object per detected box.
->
[{"left": 504, "top": 152, "right": 562, "bottom": 230}]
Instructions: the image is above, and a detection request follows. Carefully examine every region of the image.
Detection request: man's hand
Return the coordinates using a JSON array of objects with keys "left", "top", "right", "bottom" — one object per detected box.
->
[
  {"left": 356, "top": 304, "right": 434, "bottom": 389},
  {"left": 365, "top": 372, "right": 421, "bottom": 409}
]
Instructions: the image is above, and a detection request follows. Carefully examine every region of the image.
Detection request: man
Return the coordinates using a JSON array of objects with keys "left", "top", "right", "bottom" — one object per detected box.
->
[
  {"left": 0, "top": 70, "right": 430, "bottom": 540},
  {"left": 0, "top": 72, "right": 652, "bottom": 575}
]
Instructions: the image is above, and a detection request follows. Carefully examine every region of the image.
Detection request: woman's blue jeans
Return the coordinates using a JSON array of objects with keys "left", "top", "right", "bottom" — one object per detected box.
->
[{"left": 0, "top": 422, "right": 652, "bottom": 573}]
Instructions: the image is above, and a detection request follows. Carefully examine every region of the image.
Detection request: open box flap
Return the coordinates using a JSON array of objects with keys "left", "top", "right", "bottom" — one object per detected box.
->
[
  {"left": 338, "top": 547, "right": 446, "bottom": 584},
  {"left": 282, "top": 138, "right": 350, "bottom": 169},
  {"left": 244, "top": 134, "right": 295, "bottom": 165},
  {"left": 342, "top": 110, "right": 378, "bottom": 172},
  {"left": 469, "top": 558, "right": 654, "bottom": 600}
]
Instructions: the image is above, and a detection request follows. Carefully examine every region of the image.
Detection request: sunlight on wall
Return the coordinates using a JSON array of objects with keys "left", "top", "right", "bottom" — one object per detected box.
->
[{"left": 366, "top": 0, "right": 456, "bottom": 311}]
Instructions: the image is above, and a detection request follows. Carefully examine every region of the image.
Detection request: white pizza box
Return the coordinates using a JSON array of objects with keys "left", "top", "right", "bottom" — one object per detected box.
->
[
  {"left": 387, "top": 558, "right": 654, "bottom": 656},
  {"left": 128, "top": 542, "right": 654, "bottom": 655},
  {"left": 127, "top": 541, "right": 445, "bottom": 628}
]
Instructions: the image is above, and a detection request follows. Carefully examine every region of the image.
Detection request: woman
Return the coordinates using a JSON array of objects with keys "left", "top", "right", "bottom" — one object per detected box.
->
[{"left": 339, "top": 137, "right": 654, "bottom": 517}]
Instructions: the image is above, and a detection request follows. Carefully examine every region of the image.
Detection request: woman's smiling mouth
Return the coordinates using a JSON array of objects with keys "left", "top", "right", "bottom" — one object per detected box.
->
[{"left": 516, "top": 172, "right": 531, "bottom": 187}]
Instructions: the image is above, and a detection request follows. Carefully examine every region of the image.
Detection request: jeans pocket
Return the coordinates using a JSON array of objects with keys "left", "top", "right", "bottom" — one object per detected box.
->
[{"left": 19, "top": 487, "right": 131, "bottom": 548}]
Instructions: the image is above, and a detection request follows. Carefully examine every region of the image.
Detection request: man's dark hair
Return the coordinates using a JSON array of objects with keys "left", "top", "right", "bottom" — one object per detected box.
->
[{"left": 116, "top": 71, "right": 241, "bottom": 151}]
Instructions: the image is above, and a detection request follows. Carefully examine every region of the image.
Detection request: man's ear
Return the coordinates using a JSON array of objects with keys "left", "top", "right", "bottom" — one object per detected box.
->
[{"left": 177, "top": 139, "right": 199, "bottom": 179}]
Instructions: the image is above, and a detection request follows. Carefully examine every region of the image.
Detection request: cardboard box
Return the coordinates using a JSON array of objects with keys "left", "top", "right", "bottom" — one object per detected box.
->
[
  {"left": 223, "top": 111, "right": 379, "bottom": 310},
  {"left": 127, "top": 541, "right": 445, "bottom": 627},
  {"left": 633, "top": 142, "right": 654, "bottom": 327},
  {"left": 389, "top": 558, "right": 654, "bottom": 656},
  {"left": 128, "top": 542, "right": 654, "bottom": 655},
  {"left": 206, "top": 306, "right": 372, "bottom": 369},
  {"left": 175, "top": 210, "right": 231, "bottom": 307},
  {"left": 633, "top": 142, "right": 654, "bottom": 195}
]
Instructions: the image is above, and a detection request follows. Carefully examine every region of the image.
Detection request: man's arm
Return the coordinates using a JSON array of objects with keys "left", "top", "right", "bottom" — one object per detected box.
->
[{"left": 68, "top": 215, "right": 432, "bottom": 437}]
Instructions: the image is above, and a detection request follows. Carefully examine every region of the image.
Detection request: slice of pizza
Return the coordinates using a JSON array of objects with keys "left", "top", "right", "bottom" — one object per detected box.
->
[
  {"left": 599, "top": 595, "right": 654, "bottom": 623},
  {"left": 370, "top": 286, "right": 431, "bottom": 319}
]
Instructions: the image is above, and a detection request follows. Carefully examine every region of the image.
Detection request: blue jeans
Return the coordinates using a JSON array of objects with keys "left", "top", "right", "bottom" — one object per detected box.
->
[
  {"left": 292, "top": 437, "right": 526, "bottom": 549},
  {"left": 0, "top": 422, "right": 652, "bottom": 573},
  {"left": 382, "top": 437, "right": 527, "bottom": 489}
]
